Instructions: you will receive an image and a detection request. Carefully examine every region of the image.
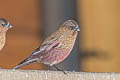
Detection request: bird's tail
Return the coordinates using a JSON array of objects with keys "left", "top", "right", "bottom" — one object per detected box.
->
[{"left": 14, "top": 58, "right": 38, "bottom": 69}]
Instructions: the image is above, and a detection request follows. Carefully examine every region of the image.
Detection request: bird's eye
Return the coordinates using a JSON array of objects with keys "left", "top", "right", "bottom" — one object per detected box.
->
[
  {"left": 1, "top": 24, "right": 6, "bottom": 26},
  {"left": 69, "top": 26, "right": 74, "bottom": 30}
]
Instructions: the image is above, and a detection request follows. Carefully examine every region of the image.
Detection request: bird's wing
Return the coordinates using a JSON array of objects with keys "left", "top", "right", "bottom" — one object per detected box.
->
[
  {"left": 31, "top": 40, "right": 60, "bottom": 56},
  {"left": 16, "top": 40, "right": 60, "bottom": 66},
  {"left": 31, "top": 34, "right": 60, "bottom": 56},
  {"left": 14, "top": 36, "right": 61, "bottom": 69}
]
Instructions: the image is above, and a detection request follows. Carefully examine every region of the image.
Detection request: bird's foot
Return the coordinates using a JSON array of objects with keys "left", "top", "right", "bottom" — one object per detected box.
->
[{"left": 53, "top": 65, "right": 67, "bottom": 75}]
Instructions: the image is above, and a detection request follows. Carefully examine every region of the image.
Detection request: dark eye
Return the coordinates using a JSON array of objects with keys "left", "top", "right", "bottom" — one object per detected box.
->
[
  {"left": 69, "top": 26, "right": 74, "bottom": 30},
  {"left": 1, "top": 24, "right": 6, "bottom": 26}
]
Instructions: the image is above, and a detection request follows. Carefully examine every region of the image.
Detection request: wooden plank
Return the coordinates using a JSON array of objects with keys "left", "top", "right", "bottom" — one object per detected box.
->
[
  {"left": 77, "top": 0, "right": 120, "bottom": 72},
  {"left": 0, "top": 0, "right": 45, "bottom": 69},
  {"left": 0, "top": 69, "right": 119, "bottom": 80},
  {"left": 0, "top": 34, "right": 46, "bottom": 69}
]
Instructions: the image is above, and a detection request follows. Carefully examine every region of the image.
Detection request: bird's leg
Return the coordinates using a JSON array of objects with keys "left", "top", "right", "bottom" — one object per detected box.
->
[{"left": 53, "top": 65, "right": 67, "bottom": 75}]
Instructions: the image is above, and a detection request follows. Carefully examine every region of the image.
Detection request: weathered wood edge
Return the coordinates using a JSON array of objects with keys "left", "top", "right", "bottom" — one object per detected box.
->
[{"left": 0, "top": 69, "right": 119, "bottom": 80}]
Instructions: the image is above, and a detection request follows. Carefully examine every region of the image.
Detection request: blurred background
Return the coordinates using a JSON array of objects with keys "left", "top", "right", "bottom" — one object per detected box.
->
[{"left": 0, "top": 0, "right": 119, "bottom": 72}]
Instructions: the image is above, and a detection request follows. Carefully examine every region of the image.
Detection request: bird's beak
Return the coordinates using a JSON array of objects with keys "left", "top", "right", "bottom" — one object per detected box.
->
[
  {"left": 7, "top": 24, "right": 13, "bottom": 28},
  {"left": 74, "top": 27, "right": 80, "bottom": 31}
]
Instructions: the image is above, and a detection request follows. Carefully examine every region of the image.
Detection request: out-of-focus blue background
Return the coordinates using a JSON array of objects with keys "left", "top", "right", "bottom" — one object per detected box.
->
[{"left": 0, "top": 0, "right": 119, "bottom": 72}]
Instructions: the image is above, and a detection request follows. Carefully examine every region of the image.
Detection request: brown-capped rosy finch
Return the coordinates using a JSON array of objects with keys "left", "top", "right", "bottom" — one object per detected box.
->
[
  {"left": 0, "top": 18, "right": 13, "bottom": 51},
  {"left": 14, "top": 20, "right": 80, "bottom": 72}
]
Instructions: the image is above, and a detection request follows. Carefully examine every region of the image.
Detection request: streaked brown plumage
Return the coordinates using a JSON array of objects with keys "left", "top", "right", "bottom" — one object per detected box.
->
[
  {"left": 14, "top": 20, "right": 80, "bottom": 70},
  {"left": 0, "top": 18, "right": 13, "bottom": 51}
]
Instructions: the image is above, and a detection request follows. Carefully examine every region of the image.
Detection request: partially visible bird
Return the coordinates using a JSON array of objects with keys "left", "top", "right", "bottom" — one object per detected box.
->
[
  {"left": 14, "top": 20, "right": 80, "bottom": 72},
  {"left": 0, "top": 18, "right": 13, "bottom": 51}
]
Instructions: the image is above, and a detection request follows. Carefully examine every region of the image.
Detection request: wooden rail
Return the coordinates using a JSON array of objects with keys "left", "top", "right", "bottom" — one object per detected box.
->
[{"left": 0, "top": 69, "right": 119, "bottom": 80}]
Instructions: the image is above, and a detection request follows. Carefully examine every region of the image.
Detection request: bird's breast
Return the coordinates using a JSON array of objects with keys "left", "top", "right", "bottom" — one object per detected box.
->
[
  {"left": 41, "top": 48, "right": 72, "bottom": 65},
  {"left": 0, "top": 33, "right": 6, "bottom": 51},
  {"left": 58, "top": 34, "right": 77, "bottom": 49}
]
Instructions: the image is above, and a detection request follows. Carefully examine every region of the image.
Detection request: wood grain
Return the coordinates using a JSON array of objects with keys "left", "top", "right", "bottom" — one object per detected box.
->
[{"left": 0, "top": 69, "right": 119, "bottom": 80}]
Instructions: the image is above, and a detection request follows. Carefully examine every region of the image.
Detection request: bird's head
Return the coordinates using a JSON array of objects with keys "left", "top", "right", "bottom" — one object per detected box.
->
[
  {"left": 0, "top": 18, "right": 13, "bottom": 33},
  {"left": 63, "top": 20, "right": 80, "bottom": 32},
  {"left": 61, "top": 20, "right": 80, "bottom": 36}
]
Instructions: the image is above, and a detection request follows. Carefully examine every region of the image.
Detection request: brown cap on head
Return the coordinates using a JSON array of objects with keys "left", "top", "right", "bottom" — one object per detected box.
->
[{"left": 63, "top": 20, "right": 80, "bottom": 32}]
